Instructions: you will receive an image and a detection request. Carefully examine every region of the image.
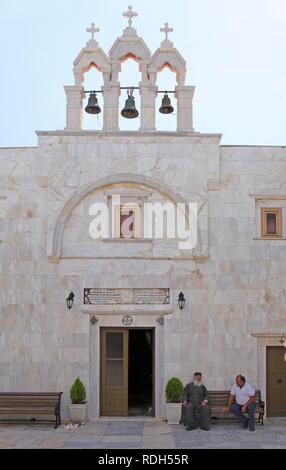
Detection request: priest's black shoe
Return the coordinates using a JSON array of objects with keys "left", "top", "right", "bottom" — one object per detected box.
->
[{"left": 186, "top": 426, "right": 198, "bottom": 431}]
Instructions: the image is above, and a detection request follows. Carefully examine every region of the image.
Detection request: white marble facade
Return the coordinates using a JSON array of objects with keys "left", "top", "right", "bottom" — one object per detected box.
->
[{"left": 0, "top": 8, "right": 286, "bottom": 419}]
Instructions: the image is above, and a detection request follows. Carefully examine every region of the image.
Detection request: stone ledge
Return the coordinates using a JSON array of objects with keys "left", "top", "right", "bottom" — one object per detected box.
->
[
  {"left": 250, "top": 194, "right": 286, "bottom": 201},
  {"left": 102, "top": 238, "right": 153, "bottom": 244},
  {"left": 36, "top": 130, "right": 223, "bottom": 139},
  {"left": 253, "top": 238, "right": 286, "bottom": 241},
  {"left": 252, "top": 333, "right": 284, "bottom": 338},
  {"left": 82, "top": 305, "right": 174, "bottom": 316}
]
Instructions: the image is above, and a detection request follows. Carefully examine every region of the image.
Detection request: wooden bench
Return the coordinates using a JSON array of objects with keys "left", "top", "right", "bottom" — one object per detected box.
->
[
  {"left": 0, "top": 393, "right": 63, "bottom": 429},
  {"left": 181, "top": 390, "right": 265, "bottom": 427},
  {"left": 209, "top": 390, "right": 265, "bottom": 426}
]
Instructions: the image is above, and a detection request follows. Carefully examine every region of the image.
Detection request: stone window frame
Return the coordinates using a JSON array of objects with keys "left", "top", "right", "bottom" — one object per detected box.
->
[
  {"left": 105, "top": 190, "right": 151, "bottom": 242},
  {"left": 261, "top": 208, "right": 282, "bottom": 239},
  {"left": 251, "top": 195, "right": 286, "bottom": 241}
]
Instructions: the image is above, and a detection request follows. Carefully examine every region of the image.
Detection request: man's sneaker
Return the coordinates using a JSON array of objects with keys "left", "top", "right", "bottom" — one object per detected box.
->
[
  {"left": 200, "top": 427, "right": 210, "bottom": 431},
  {"left": 249, "top": 427, "right": 255, "bottom": 432},
  {"left": 243, "top": 419, "right": 249, "bottom": 429},
  {"left": 186, "top": 426, "right": 197, "bottom": 431}
]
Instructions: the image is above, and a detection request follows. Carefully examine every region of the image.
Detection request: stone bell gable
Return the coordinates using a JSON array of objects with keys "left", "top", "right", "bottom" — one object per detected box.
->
[{"left": 64, "top": 6, "right": 195, "bottom": 133}]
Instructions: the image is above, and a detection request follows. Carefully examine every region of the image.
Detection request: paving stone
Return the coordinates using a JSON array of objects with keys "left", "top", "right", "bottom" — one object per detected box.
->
[
  {"left": 0, "top": 418, "right": 285, "bottom": 449},
  {"left": 102, "top": 435, "right": 141, "bottom": 444},
  {"left": 104, "top": 443, "right": 141, "bottom": 449},
  {"left": 63, "top": 441, "right": 102, "bottom": 449}
]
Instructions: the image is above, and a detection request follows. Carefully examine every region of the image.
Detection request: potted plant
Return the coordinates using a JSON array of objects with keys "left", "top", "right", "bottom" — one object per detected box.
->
[
  {"left": 165, "top": 377, "right": 184, "bottom": 425},
  {"left": 69, "top": 378, "right": 88, "bottom": 424}
]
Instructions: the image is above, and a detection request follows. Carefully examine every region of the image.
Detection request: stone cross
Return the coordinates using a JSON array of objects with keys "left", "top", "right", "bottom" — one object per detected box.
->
[
  {"left": 160, "top": 23, "right": 174, "bottom": 41},
  {"left": 123, "top": 5, "right": 138, "bottom": 28},
  {"left": 86, "top": 23, "right": 100, "bottom": 41}
]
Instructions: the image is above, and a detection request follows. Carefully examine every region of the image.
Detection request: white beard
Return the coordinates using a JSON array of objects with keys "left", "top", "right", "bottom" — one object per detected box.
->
[{"left": 193, "top": 380, "right": 202, "bottom": 387}]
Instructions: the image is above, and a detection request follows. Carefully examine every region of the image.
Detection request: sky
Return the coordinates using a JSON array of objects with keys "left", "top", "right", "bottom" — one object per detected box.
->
[{"left": 0, "top": 0, "right": 286, "bottom": 147}]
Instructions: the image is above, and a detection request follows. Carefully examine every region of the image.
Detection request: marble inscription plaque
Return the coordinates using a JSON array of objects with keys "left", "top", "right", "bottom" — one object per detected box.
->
[{"left": 84, "top": 288, "right": 170, "bottom": 305}]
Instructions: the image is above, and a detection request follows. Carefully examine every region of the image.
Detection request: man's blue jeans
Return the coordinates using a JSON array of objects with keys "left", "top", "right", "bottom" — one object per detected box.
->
[{"left": 230, "top": 403, "right": 256, "bottom": 429}]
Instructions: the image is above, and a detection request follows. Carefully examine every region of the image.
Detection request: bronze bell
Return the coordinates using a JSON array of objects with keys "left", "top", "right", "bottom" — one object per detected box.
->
[
  {"left": 159, "top": 93, "right": 174, "bottom": 115},
  {"left": 85, "top": 92, "right": 101, "bottom": 115},
  {"left": 121, "top": 92, "right": 139, "bottom": 119}
]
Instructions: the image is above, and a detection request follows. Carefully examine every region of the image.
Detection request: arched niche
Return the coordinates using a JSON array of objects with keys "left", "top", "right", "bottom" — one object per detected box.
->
[{"left": 47, "top": 174, "right": 206, "bottom": 262}]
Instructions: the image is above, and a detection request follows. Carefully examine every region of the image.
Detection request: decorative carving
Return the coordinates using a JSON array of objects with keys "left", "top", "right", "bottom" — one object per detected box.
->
[
  {"left": 156, "top": 316, "right": 165, "bottom": 327},
  {"left": 90, "top": 316, "right": 98, "bottom": 326},
  {"left": 122, "top": 315, "right": 133, "bottom": 327}
]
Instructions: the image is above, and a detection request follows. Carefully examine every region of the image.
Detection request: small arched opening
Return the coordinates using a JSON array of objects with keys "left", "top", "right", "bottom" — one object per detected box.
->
[
  {"left": 118, "top": 56, "right": 142, "bottom": 131},
  {"left": 82, "top": 63, "right": 104, "bottom": 130},
  {"left": 156, "top": 64, "right": 177, "bottom": 131}
]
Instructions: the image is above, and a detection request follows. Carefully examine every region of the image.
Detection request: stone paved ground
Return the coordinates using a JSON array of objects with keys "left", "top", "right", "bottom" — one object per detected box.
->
[{"left": 0, "top": 418, "right": 285, "bottom": 449}]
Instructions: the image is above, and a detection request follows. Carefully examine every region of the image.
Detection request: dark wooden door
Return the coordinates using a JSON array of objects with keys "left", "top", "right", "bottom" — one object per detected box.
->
[
  {"left": 267, "top": 347, "right": 286, "bottom": 416},
  {"left": 100, "top": 329, "right": 129, "bottom": 416}
]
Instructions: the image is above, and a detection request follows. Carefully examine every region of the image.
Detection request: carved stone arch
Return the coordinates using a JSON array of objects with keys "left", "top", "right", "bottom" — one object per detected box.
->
[
  {"left": 109, "top": 36, "right": 151, "bottom": 83},
  {"left": 73, "top": 47, "right": 111, "bottom": 87},
  {"left": 148, "top": 48, "right": 187, "bottom": 86},
  {"left": 48, "top": 174, "right": 206, "bottom": 262},
  {"left": 109, "top": 37, "right": 151, "bottom": 63}
]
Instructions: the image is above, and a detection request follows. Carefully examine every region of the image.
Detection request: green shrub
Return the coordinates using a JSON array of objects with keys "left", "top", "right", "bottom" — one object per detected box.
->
[
  {"left": 165, "top": 377, "right": 184, "bottom": 403},
  {"left": 70, "top": 378, "right": 87, "bottom": 404}
]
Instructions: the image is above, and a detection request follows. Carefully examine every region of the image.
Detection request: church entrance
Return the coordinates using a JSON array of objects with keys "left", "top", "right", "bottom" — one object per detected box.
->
[{"left": 100, "top": 328, "right": 155, "bottom": 417}]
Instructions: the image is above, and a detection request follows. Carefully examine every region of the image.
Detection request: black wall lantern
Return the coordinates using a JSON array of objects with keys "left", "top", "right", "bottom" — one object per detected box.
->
[
  {"left": 66, "top": 292, "right": 75, "bottom": 310},
  {"left": 178, "top": 292, "right": 186, "bottom": 311}
]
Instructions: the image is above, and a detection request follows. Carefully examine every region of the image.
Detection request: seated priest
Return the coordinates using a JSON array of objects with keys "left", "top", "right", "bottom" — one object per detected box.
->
[{"left": 182, "top": 372, "right": 211, "bottom": 431}]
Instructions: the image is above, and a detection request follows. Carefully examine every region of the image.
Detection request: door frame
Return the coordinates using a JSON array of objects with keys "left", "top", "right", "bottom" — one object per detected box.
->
[
  {"left": 100, "top": 327, "right": 156, "bottom": 417},
  {"left": 266, "top": 346, "right": 286, "bottom": 417},
  {"left": 89, "top": 319, "right": 164, "bottom": 419},
  {"left": 252, "top": 333, "right": 286, "bottom": 418}
]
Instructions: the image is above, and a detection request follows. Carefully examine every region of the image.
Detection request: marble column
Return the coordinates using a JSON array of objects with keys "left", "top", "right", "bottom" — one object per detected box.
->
[
  {"left": 175, "top": 85, "right": 196, "bottom": 133},
  {"left": 64, "top": 86, "right": 85, "bottom": 130},
  {"left": 102, "top": 83, "right": 121, "bottom": 131},
  {"left": 139, "top": 84, "right": 158, "bottom": 132}
]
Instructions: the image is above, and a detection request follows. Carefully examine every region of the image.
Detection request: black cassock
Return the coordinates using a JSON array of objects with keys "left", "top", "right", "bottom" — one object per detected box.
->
[{"left": 182, "top": 383, "right": 211, "bottom": 428}]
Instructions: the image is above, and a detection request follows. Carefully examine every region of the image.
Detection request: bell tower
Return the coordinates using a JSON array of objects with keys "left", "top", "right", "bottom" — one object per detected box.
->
[{"left": 64, "top": 6, "right": 195, "bottom": 133}]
